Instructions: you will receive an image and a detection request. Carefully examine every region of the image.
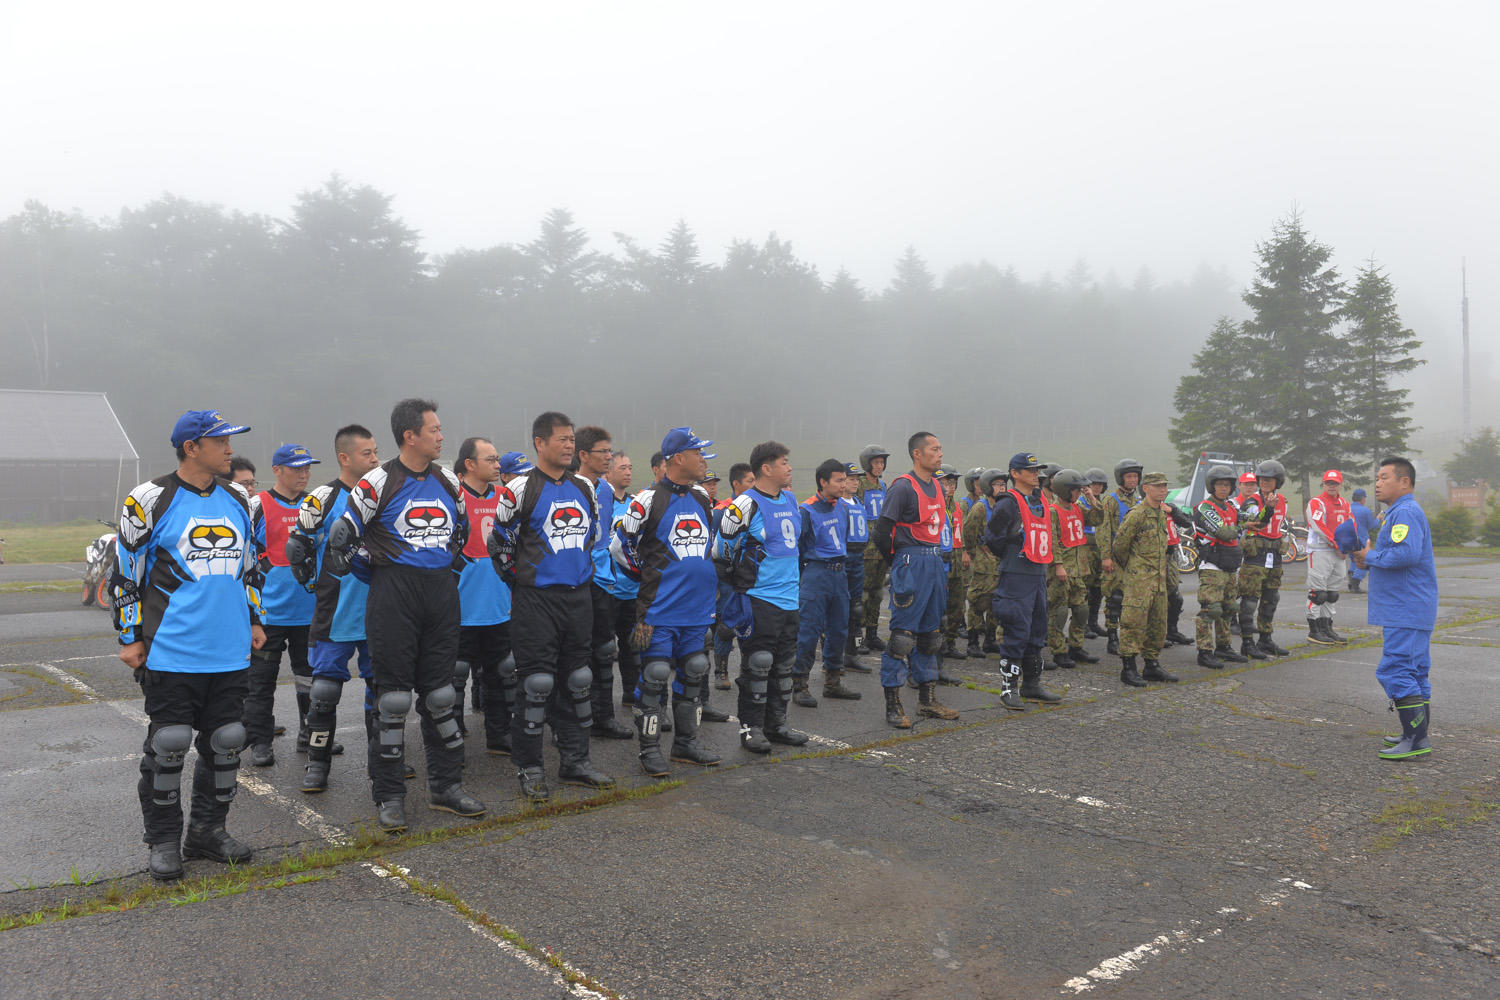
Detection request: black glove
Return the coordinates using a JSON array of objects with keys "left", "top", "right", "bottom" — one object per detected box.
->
[
  {"left": 325, "top": 518, "right": 357, "bottom": 577},
  {"left": 487, "top": 523, "right": 517, "bottom": 584},
  {"left": 285, "top": 532, "right": 317, "bottom": 588}
]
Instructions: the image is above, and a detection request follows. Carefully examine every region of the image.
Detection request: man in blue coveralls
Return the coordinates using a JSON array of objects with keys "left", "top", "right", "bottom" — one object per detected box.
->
[
  {"left": 1350, "top": 457, "right": 1438, "bottom": 760},
  {"left": 871, "top": 432, "right": 960, "bottom": 729},
  {"left": 791, "top": 459, "right": 862, "bottom": 707}
]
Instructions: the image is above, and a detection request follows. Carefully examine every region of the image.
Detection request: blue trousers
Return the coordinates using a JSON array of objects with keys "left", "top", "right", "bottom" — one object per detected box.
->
[
  {"left": 795, "top": 561, "right": 850, "bottom": 677},
  {"left": 1376, "top": 626, "right": 1432, "bottom": 701},
  {"left": 881, "top": 549, "right": 947, "bottom": 688},
  {"left": 992, "top": 572, "right": 1049, "bottom": 661},
  {"left": 1348, "top": 556, "right": 1367, "bottom": 583},
  {"left": 637, "top": 623, "right": 713, "bottom": 700},
  {"left": 310, "top": 639, "right": 374, "bottom": 711}
]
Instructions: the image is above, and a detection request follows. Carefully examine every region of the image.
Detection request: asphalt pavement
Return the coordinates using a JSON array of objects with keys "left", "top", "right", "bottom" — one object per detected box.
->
[{"left": 2, "top": 557, "right": 1497, "bottom": 998}]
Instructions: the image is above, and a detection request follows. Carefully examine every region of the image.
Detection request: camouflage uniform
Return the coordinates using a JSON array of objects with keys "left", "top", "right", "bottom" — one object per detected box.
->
[
  {"left": 1113, "top": 497, "right": 1170, "bottom": 658},
  {"left": 1046, "top": 499, "right": 1091, "bottom": 655},
  {"left": 1237, "top": 500, "right": 1284, "bottom": 634},
  {"left": 1193, "top": 497, "right": 1240, "bottom": 651},
  {"left": 1096, "top": 486, "right": 1140, "bottom": 630},
  {"left": 944, "top": 494, "right": 970, "bottom": 642},
  {"left": 855, "top": 474, "right": 887, "bottom": 632},
  {"left": 964, "top": 497, "right": 999, "bottom": 640}
]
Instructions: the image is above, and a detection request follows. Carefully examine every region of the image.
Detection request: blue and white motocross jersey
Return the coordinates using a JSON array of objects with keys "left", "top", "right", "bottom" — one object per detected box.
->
[
  {"left": 712, "top": 487, "right": 803, "bottom": 611},
  {"left": 116, "top": 475, "right": 261, "bottom": 673},
  {"left": 340, "top": 460, "right": 465, "bottom": 571},
  {"left": 611, "top": 481, "right": 717, "bottom": 626},
  {"left": 491, "top": 469, "right": 599, "bottom": 588},
  {"left": 595, "top": 483, "right": 640, "bottom": 599},
  {"left": 296, "top": 480, "right": 370, "bottom": 643}
]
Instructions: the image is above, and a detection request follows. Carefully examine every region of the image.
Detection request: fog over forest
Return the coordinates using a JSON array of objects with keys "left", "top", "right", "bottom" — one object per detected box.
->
[{"left": 3, "top": 2, "right": 1495, "bottom": 477}]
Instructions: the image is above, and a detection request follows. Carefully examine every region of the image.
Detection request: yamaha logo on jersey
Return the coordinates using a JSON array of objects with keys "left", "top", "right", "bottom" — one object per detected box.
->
[
  {"left": 175, "top": 517, "right": 245, "bottom": 578},
  {"left": 543, "top": 500, "right": 590, "bottom": 551},
  {"left": 668, "top": 512, "right": 708, "bottom": 559},
  {"left": 397, "top": 499, "right": 452, "bottom": 548}
]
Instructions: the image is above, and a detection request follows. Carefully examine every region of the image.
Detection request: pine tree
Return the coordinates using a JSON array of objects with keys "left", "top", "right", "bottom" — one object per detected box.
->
[
  {"left": 1169, "top": 318, "right": 1265, "bottom": 473},
  {"left": 1241, "top": 212, "right": 1349, "bottom": 501},
  {"left": 1340, "top": 259, "right": 1423, "bottom": 476}
]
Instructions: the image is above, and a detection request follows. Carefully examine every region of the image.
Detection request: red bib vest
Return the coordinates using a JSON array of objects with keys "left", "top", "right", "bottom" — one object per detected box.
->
[
  {"left": 896, "top": 473, "right": 946, "bottom": 546},
  {"left": 1056, "top": 503, "right": 1087, "bottom": 548},
  {"left": 257, "top": 490, "right": 302, "bottom": 568},
  {"left": 1307, "top": 494, "right": 1351, "bottom": 544},
  {"left": 1008, "top": 488, "right": 1054, "bottom": 564},
  {"left": 463, "top": 485, "right": 499, "bottom": 559},
  {"left": 1250, "top": 493, "right": 1287, "bottom": 539}
]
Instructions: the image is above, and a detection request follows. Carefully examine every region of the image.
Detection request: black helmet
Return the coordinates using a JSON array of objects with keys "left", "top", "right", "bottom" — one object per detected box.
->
[
  {"left": 1114, "top": 458, "right": 1144, "bottom": 487},
  {"left": 1085, "top": 467, "right": 1108, "bottom": 486},
  {"left": 937, "top": 463, "right": 960, "bottom": 480},
  {"left": 858, "top": 444, "right": 890, "bottom": 475},
  {"left": 1255, "top": 459, "right": 1287, "bottom": 490},
  {"left": 978, "top": 468, "right": 1007, "bottom": 496},
  {"left": 1052, "top": 468, "right": 1088, "bottom": 498},
  {"left": 1040, "top": 462, "right": 1063, "bottom": 486},
  {"left": 1206, "top": 464, "right": 1237, "bottom": 490},
  {"left": 963, "top": 467, "right": 983, "bottom": 493}
]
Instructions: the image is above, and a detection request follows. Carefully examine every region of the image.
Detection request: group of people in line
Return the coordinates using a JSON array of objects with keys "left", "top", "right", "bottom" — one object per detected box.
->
[{"left": 111, "top": 400, "right": 1441, "bottom": 883}]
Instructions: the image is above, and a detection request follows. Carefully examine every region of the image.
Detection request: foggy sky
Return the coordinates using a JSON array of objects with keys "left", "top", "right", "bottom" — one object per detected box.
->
[{"left": 5, "top": 0, "right": 1497, "bottom": 433}]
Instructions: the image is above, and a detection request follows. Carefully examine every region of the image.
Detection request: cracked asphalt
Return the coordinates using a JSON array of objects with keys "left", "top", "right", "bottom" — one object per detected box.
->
[{"left": 2, "top": 556, "right": 1497, "bottom": 998}]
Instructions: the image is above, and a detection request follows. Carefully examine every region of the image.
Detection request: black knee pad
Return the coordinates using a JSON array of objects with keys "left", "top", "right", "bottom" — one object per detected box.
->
[
  {"left": 207, "top": 722, "right": 245, "bottom": 803},
  {"left": 594, "top": 639, "right": 618, "bottom": 664},
  {"left": 679, "top": 652, "right": 710, "bottom": 685},
  {"left": 148, "top": 724, "right": 193, "bottom": 806},
  {"left": 1105, "top": 592, "right": 1123, "bottom": 618},
  {"left": 424, "top": 684, "right": 463, "bottom": 749},
  {"left": 1325, "top": 590, "right": 1339, "bottom": 604},
  {"left": 887, "top": 630, "right": 916, "bottom": 659},
  {"left": 565, "top": 665, "right": 594, "bottom": 725},
  {"left": 308, "top": 677, "right": 343, "bottom": 714},
  {"left": 640, "top": 659, "right": 671, "bottom": 697},
  {"left": 915, "top": 631, "right": 942, "bottom": 655},
  {"left": 520, "top": 672, "right": 554, "bottom": 735},
  {"left": 1308, "top": 589, "right": 1326, "bottom": 606},
  {"left": 375, "top": 689, "right": 413, "bottom": 759},
  {"left": 453, "top": 659, "right": 472, "bottom": 687}
]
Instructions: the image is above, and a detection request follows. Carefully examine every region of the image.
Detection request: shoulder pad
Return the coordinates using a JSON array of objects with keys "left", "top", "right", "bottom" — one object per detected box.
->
[{"left": 119, "top": 479, "right": 169, "bottom": 548}]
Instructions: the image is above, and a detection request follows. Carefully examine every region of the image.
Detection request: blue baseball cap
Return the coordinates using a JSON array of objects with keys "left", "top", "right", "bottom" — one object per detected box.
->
[
  {"left": 499, "top": 451, "right": 533, "bottom": 475},
  {"left": 272, "top": 443, "right": 320, "bottom": 468},
  {"left": 845, "top": 461, "right": 862, "bottom": 478},
  {"left": 1352, "top": 488, "right": 1366, "bottom": 500},
  {"left": 1008, "top": 451, "right": 1045, "bottom": 471},
  {"left": 701, "top": 469, "right": 721, "bottom": 483},
  {"left": 662, "top": 426, "right": 715, "bottom": 461},
  {"left": 170, "top": 409, "right": 251, "bottom": 448}
]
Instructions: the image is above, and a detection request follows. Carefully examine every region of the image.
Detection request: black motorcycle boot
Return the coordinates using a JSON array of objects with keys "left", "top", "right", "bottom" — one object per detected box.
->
[
  {"left": 429, "top": 785, "right": 487, "bottom": 817},
  {"left": 998, "top": 659, "right": 1026, "bottom": 711},
  {"left": 1069, "top": 645, "right": 1100, "bottom": 664},
  {"left": 669, "top": 700, "right": 722, "bottom": 767},
  {"left": 516, "top": 767, "right": 550, "bottom": 803},
  {"left": 1258, "top": 632, "right": 1290, "bottom": 657},
  {"left": 966, "top": 629, "right": 984, "bottom": 659},
  {"left": 149, "top": 841, "right": 184, "bottom": 881},
  {"left": 183, "top": 824, "right": 253, "bottom": 864},
  {"left": 1241, "top": 636, "right": 1269, "bottom": 660},
  {"left": 1196, "top": 648, "right": 1224, "bottom": 670},
  {"left": 1119, "top": 655, "right": 1147, "bottom": 688},
  {"left": 864, "top": 626, "right": 886, "bottom": 652},
  {"left": 1019, "top": 653, "right": 1062, "bottom": 704},
  {"left": 1106, "top": 628, "right": 1119, "bottom": 657},
  {"left": 1216, "top": 644, "right": 1249, "bottom": 663}
]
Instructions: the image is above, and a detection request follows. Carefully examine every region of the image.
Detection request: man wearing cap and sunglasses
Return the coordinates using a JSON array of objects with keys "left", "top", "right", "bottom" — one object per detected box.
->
[
  {"left": 243, "top": 443, "right": 322, "bottom": 768},
  {"left": 1306, "top": 469, "right": 1353, "bottom": 645},
  {"left": 115, "top": 409, "right": 265, "bottom": 881}
]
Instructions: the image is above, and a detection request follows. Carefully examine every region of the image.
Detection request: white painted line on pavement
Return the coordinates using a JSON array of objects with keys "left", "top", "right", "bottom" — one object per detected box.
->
[
  {"left": 237, "top": 772, "right": 351, "bottom": 845},
  {"left": 367, "top": 861, "right": 608, "bottom": 999},
  {"left": 1060, "top": 877, "right": 1314, "bottom": 994},
  {"left": 0, "top": 753, "right": 138, "bottom": 779},
  {"left": 33, "top": 661, "right": 102, "bottom": 700}
]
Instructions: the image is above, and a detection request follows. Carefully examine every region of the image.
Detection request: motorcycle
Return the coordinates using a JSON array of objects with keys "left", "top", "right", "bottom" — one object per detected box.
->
[{"left": 82, "top": 520, "right": 119, "bottom": 609}]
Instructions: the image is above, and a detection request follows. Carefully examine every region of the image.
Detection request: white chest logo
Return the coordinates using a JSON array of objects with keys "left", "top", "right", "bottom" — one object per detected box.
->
[
  {"left": 544, "top": 500, "right": 590, "bottom": 551},
  {"left": 176, "top": 517, "right": 245, "bottom": 578},
  {"left": 669, "top": 512, "right": 709, "bottom": 559},
  {"left": 396, "top": 499, "right": 453, "bottom": 548}
]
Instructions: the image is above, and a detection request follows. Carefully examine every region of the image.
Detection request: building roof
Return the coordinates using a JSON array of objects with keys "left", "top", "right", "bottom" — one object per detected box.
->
[{"left": 0, "top": 389, "right": 139, "bottom": 462}]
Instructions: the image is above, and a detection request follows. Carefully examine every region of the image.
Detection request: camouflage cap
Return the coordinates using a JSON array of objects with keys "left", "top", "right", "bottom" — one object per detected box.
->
[{"left": 1141, "top": 471, "right": 1168, "bottom": 486}]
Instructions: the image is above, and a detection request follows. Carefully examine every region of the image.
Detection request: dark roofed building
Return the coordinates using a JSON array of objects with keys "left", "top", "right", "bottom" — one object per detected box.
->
[{"left": 0, "top": 390, "right": 139, "bottom": 523}]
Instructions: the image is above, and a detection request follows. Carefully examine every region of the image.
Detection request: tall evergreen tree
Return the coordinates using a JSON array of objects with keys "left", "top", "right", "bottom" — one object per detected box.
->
[
  {"left": 1240, "top": 212, "right": 1349, "bottom": 501},
  {"left": 1169, "top": 318, "right": 1265, "bottom": 472},
  {"left": 1340, "top": 259, "right": 1423, "bottom": 476}
]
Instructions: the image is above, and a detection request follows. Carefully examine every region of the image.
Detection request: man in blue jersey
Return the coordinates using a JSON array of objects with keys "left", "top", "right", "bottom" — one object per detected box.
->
[
  {"left": 840, "top": 462, "right": 875, "bottom": 674},
  {"left": 576, "top": 425, "right": 635, "bottom": 741},
  {"left": 1353, "top": 457, "right": 1439, "bottom": 760},
  {"left": 614, "top": 426, "right": 723, "bottom": 775},
  {"left": 115, "top": 409, "right": 264, "bottom": 881},
  {"left": 328, "top": 399, "right": 486, "bottom": 831},
  {"left": 599, "top": 453, "right": 644, "bottom": 716},
  {"left": 490, "top": 411, "right": 615, "bottom": 801},
  {"left": 985, "top": 452, "right": 1063, "bottom": 709},
  {"left": 871, "top": 432, "right": 960, "bottom": 728},
  {"left": 451, "top": 436, "right": 517, "bottom": 756},
  {"left": 713, "top": 441, "right": 810, "bottom": 753},
  {"left": 243, "top": 443, "right": 321, "bottom": 767},
  {"left": 856, "top": 445, "right": 892, "bottom": 653},
  {"left": 292, "top": 424, "right": 380, "bottom": 794},
  {"left": 792, "top": 459, "right": 863, "bottom": 707}
]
